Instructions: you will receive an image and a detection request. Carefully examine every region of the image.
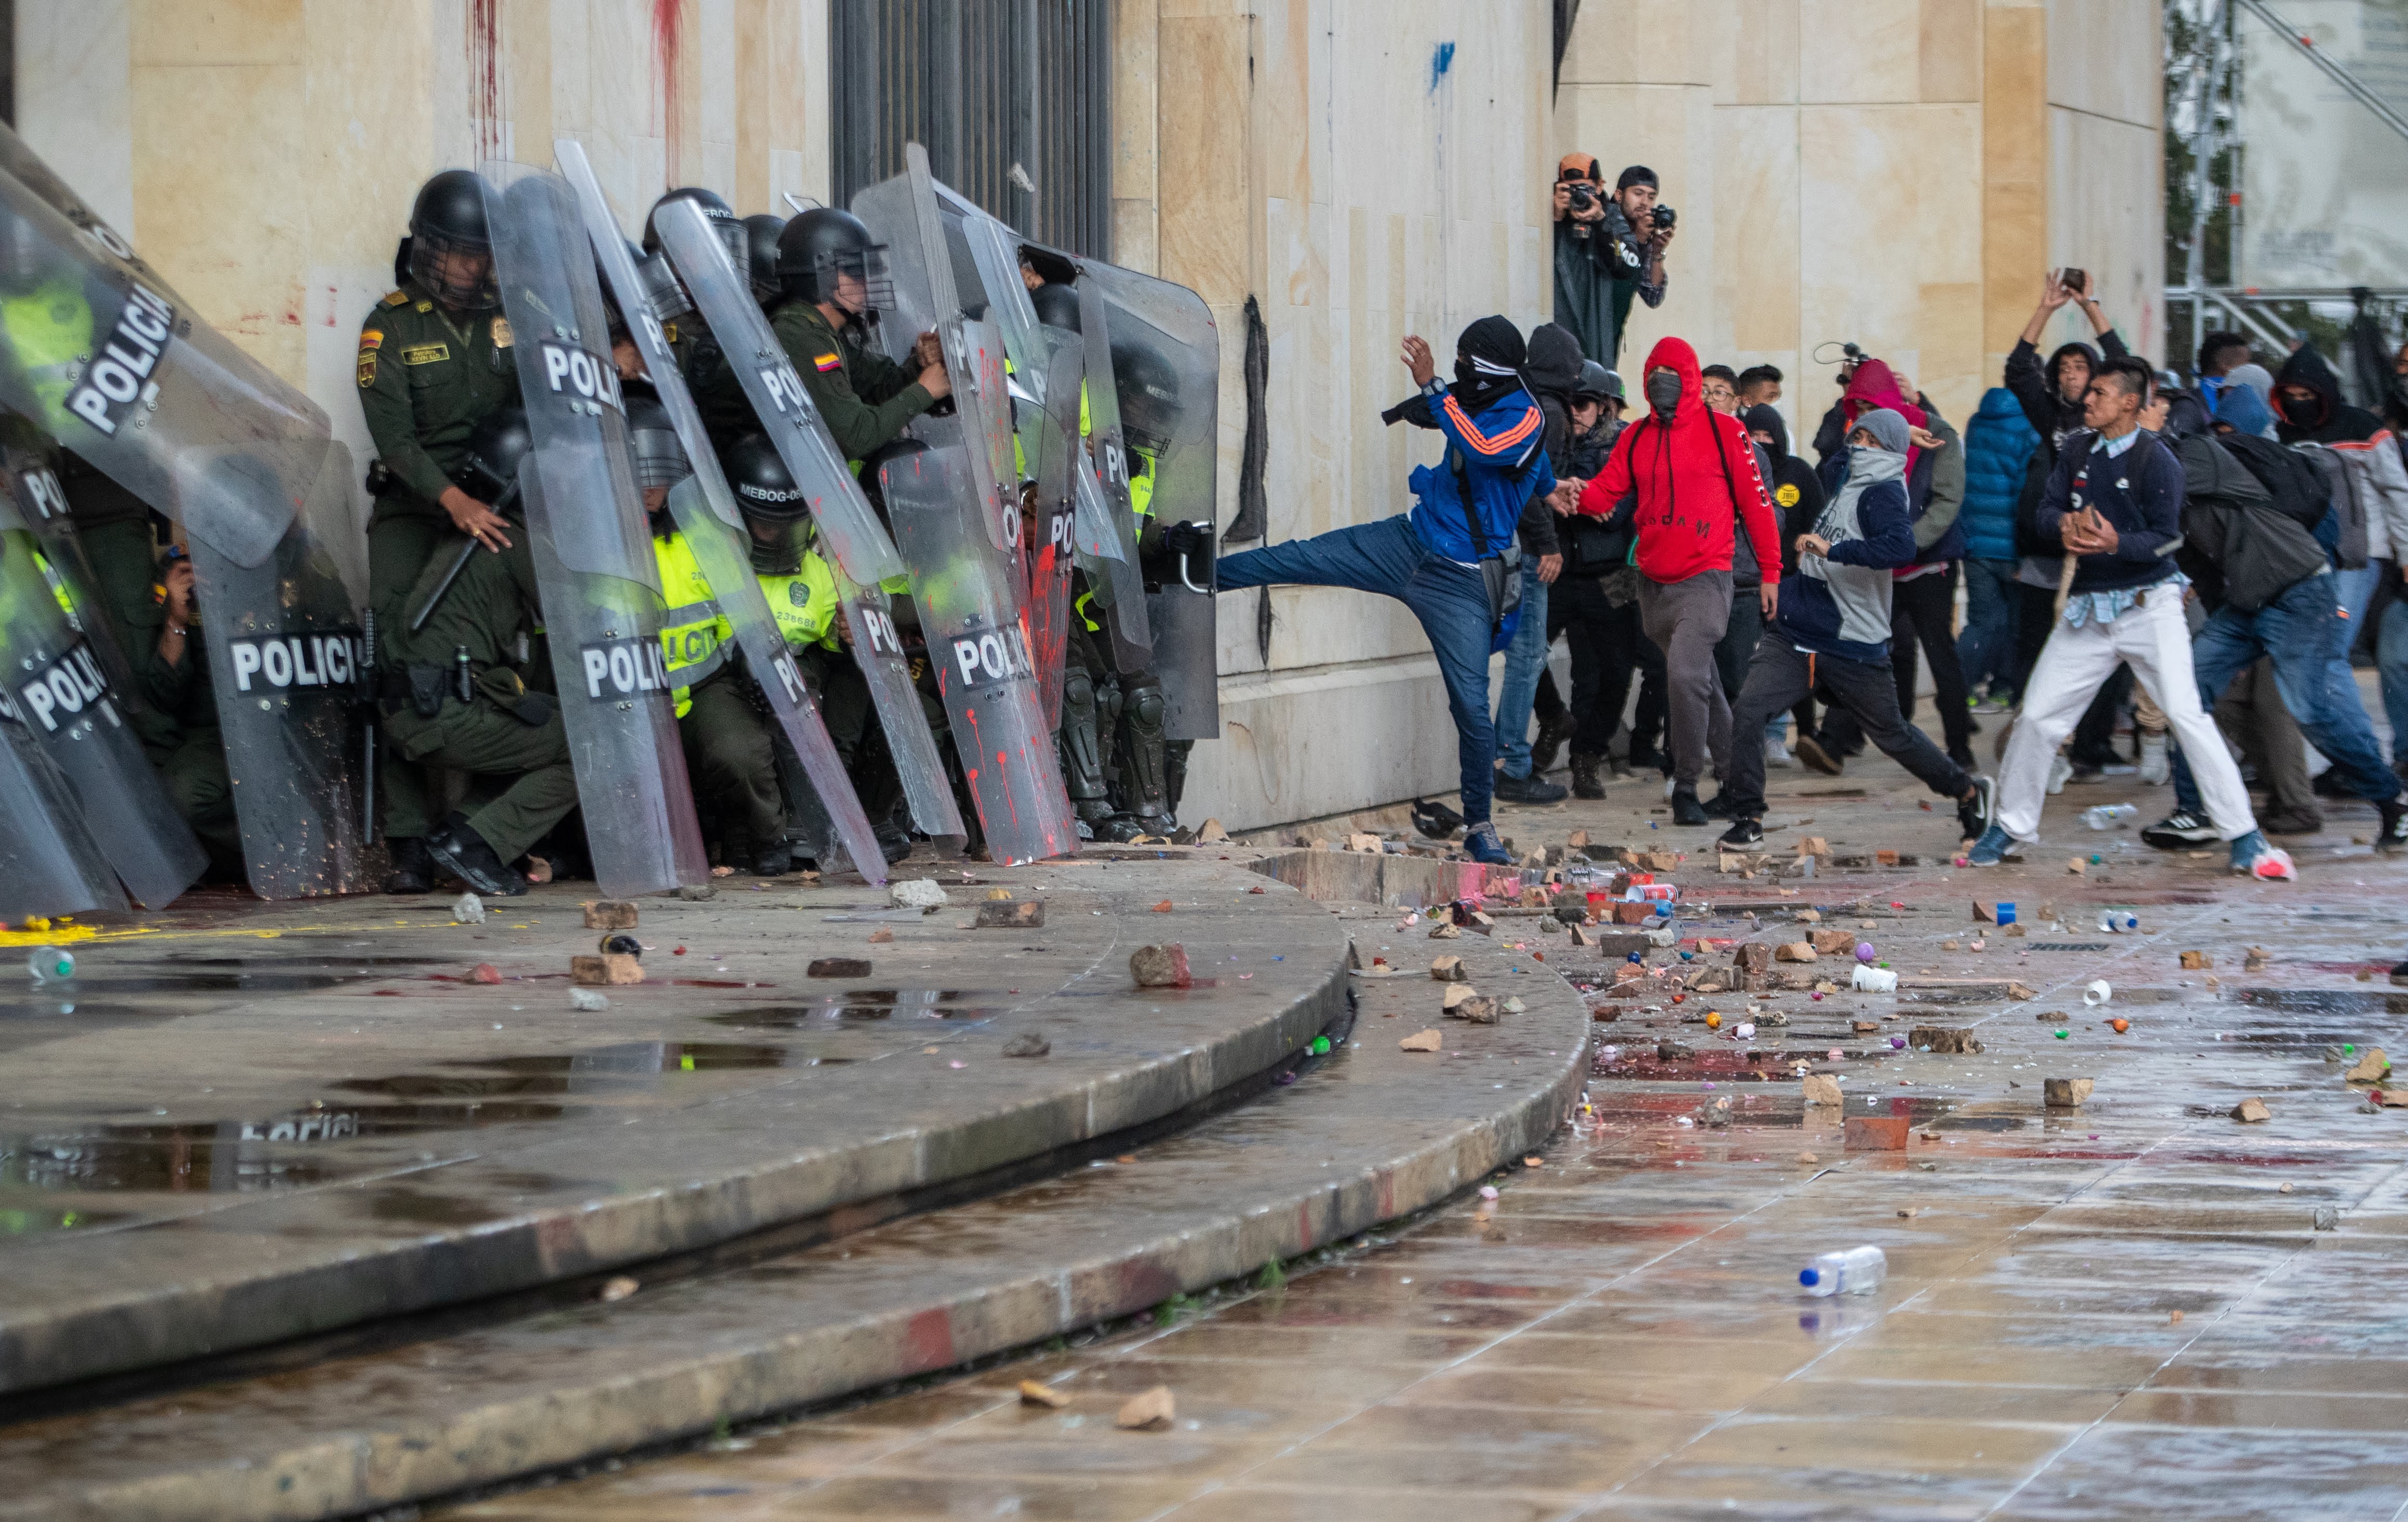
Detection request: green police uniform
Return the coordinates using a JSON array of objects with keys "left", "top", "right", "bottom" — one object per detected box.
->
[
  {"left": 764, "top": 301, "right": 934, "bottom": 463},
  {"left": 356, "top": 279, "right": 520, "bottom": 840},
  {"left": 655, "top": 524, "right": 786, "bottom": 869},
  {"left": 378, "top": 511, "right": 574, "bottom": 864}
]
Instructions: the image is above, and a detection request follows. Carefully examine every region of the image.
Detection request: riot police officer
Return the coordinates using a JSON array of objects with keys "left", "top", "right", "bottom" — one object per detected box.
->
[
  {"left": 724, "top": 432, "right": 919, "bottom": 865},
  {"left": 759, "top": 209, "right": 950, "bottom": 462},
  {"left": 378, "top": 406, "right": 575, "bottom": 897},
  {"left": 740, "top": 213, "right": 786, "bottom": 308},
  {"left": 358, "top": 169, "right": 523, "bottom": 891},
  {"left": 642, "top": 188, "right": 755, "bottom": 445},
  {"left": 1022, "top": 282, "right": 1117, "bottom": 839}
]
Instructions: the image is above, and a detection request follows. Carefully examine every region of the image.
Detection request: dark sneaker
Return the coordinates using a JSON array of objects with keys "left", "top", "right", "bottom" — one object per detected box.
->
[
  {"left": 2260, "top": 808, "right": 2325, "bottom": 837},
  {"left": 383, "top": 836, "right": 434, "bottom": 896},
  {"left": 1464, "top": 820, "right": 1514, "bottom": 865},
  {"left": 1570, "top": 752, "right": 1606, "bottom": 800},
  {"left": 1956, "top": 776, "right": 1995, "bottom": 845},
  {"left": 1529, "top": 712, "right": 1576, "bottom": 775},
  {"left": 752, "top": 849, "right": 791, "bottom": 878},
  {"left": 1671, "top": 786, "right": 1708, "bottom": 826},
  {"left": 2379, "top": 797, "right": 2408, "bottom": 854},
  {"left": 1493, "top": 769, "right": 1569, "bottom": 805},
  {"left": 1717, "top": 817, "right": 1764, "bottom": 849},
  {"left": 874, "top": 818, "right": 915, "bottom": 865},
  {"left": 1411, "top": 798, "right": 1466, "bottom": 839},
  {"left": 1965, "top": 823, "right": 2017, "bottom": 867},
  {"left": 1793, "top": 734, "right": 1844, "bottom": 776},
  {"left": 2141, "top": 810, "right": 2219, "bottom": 849},
  {"left": 2391, "top": 958, "right": 2408, "bottom": 987},
  {"left": 425, "top": 816, "right": 528, "bottom": 897},
  {"left": 1702, "top": 790, "right": 1735, "bottom": 819}
]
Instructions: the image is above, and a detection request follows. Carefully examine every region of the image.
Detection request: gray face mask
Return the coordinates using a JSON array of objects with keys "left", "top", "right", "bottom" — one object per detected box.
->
[{"left": 1645, "top": 369, "right": 1682, "bottom": 417}]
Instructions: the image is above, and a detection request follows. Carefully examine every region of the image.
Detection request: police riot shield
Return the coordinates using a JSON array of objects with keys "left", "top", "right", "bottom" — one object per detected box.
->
[
  {"left": 0, "top": 491, "right": 205, "bottom": 907},
  {"left": 0, "top": 122, "right": 374, "bottom": 897},
  {"left": 1068, "top": 280, "right": 1155, "bottom": 671},
  {"left": 648, "top": 191, "right": 964, "bottom": 850},
  {"left": 480, "top": 160, "right": 708, "bottom": 899},
  {"left": 853, "top": 147, "right": 1077, "bottom": 863},
  {"left": 1024, "top": 335, "right": 1085, "bottom": 726},
  {"left": 558, "top": 143, "right": 891, "bottom": 883},
  {"left": 1078, "top": 263, "right": 1221, "bottom": 740},
  {"left": 0, "top": 711, "right": 124, "bottom": 921}
]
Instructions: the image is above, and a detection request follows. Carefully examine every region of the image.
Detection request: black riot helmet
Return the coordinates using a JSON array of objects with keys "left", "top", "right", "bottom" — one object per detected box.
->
[
  {"left": 776, "top": 208, "right": 893, "bottom": 311},
  {"left": 406, "top": 169, "right": 498, "bottom": 311},
  {"left": 463, "top": 405, "right": 534, "bottom": 508},
  {"left": 722, "top": 433, "right": 809, "bottom": 521},
  {"left": 1111, "top": 340, "right": 1181, "bottom": 457},
  {"left": 625, "top": 392, "right": 689, "bottom": 495},
  {"left": 627, "top": 237, "right": 693, "bottom": 325},
  {"left": 1572, "top": 362, "right": 1624, "bottom": 406},
  {"left": 642, "top": 186, "right": 746, "bottom": 268},
  {"left": 741, "top": 213, "right": 786, "bottom": 304},
  {"left": 1029, "top": 282, "right": 1082, "bottom": 334}
]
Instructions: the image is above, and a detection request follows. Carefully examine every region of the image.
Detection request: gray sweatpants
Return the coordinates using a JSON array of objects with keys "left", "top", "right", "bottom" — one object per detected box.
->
[{"left": 1637, "top": 570, "right": 1734, "bottom": 786}]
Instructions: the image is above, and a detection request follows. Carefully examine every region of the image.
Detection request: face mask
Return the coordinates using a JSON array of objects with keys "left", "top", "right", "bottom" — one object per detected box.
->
[
  {"left": 1645, "top": 369, "right": 1682, "bottom": 417},
  {"left": 2279, "top": 391, "right": 2323, "bottom": 427},
  {"left": 1454, "top": 355, "right": 1480, "bottom": 390}
]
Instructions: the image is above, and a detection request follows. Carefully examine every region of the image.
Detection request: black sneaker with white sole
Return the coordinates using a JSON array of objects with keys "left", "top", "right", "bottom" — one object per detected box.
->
[
  {"left": 2141, "top": 810, "right": 2219, "bottom": 849},
  {"left": 1717, "top": 817, "right": 1764, "bottom": 849},
  {"left": 1955, "top": 776, "right": 1995, "bottom": 844},
  {"left": 2379, "top": 796, "right": 2408, "bottom": 854}
]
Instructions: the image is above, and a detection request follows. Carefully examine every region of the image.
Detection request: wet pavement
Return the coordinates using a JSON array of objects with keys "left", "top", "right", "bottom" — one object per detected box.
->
[{"left": 429, "top": 752, "right": 2408, "bottom": 1521}]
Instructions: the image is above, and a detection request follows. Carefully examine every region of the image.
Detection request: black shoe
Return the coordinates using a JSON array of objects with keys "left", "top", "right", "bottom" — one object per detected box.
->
[
  {"left": 2314, "top": 768, "right": 2354, "bottom": 799},
  {"left": 2392, "top": 957, "right": 2408, "bottom": 988},
  {"left": 1717, "top": 817, "right": 1764, "bottom": 849},
  {"left": 1528, "top": 712, "right": 1576, "bottom": 775},
  {"left": 1956, "top": 776, "right": 1995, "bottom": 844},
  {"left": 383, "top": 836, "right": 434, "bottom": 895},
  {"left": 425, "top": 815, "right": 528, "bottom": 897},
  {"left": 1625, "top": 746, "right": 1665, "bottom": 774},
  {"left": 1671, "top": 785, "right": 1708, "bottom": 826},
  {"left": 752, "top": 849, "right": 791, "bottom": 878},
  {"left": 1570, "top": 752, "right": 1606, "bottom": 800},
  {"left": 1793, "top": 734, "right": 1844, "bottom": 776},
  {"left": 874, "top": 817, "right": 914, "bottom": 865},
  {"left": 1411, "top": 798, "right": 1466, "bottom": 839},
  {"left": 2141, "top": 810, "right": 2219, "bottom": 849},
  {"left": 2260, "top": 808, "right": 2325, "bottom": 837},
  {"left": 2379, "top": 797, "right": 2408, "bottom": 854},
  {"left": 1493, "top": 769, "right": 1569, "bottom": 805},
  {"left": 1702, "top": 790, "right": 1735, "bottom": 819}
]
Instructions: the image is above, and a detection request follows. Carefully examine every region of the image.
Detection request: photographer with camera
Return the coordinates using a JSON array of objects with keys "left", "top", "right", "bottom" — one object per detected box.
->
[{"left": 1553, "top": 157, "right": 1672, "bottom": 370}]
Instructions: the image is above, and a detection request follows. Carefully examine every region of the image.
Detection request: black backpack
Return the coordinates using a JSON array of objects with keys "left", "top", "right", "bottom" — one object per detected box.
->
[{"left": 2218, "top": 433, "right": 2330, "bottom": 529}]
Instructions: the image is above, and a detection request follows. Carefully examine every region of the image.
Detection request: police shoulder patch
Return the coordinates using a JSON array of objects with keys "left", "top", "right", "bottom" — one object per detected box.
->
[
  {"left": 813, "top": 352, "right": 841, "bottom": 373},
  {"left": 382, "top": 289, "right": 409, "bottom": 308},
  {"left": 1775, "top": 483, "right": 1800, "bottom": 507},
  {"left": 357, "top": 356, "right": 377, "bottom": 388},
  {"left": 661, "top": 321, "right": 678, "bottom": 343},
  {"left": 359, "top": 327, "right": 383, "bottom": 351}
]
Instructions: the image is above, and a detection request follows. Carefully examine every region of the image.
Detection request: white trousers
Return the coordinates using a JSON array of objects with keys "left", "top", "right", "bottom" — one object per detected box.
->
[{"left": 1996, "top": 587, "right": 2256, "bottom": 842}]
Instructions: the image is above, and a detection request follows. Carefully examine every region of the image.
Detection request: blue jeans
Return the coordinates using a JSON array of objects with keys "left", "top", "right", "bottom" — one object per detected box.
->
[
  {"left": 2171, "top": 572, "right": 2401, "bottom": 813},
  {"left": 1492, "top": 561, "right": 1549, "bottom": 778},
  {"left": 1956, "top": 557, "right": 2021, "bottom": 697},
  {"left": 2327, "top": 562, "right": 2381, "bottom": 736},
  {"left": 2378, "top": 592, "right": 2408, "bottom": 766},
  {"left": 1220, "top": 515, "right": 1499, "bottom": 824}
]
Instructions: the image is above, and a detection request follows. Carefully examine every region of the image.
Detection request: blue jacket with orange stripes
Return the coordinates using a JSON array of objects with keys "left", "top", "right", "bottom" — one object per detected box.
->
[{"left": 1398, "top": 379, "right": 1557, "bottom": 564}]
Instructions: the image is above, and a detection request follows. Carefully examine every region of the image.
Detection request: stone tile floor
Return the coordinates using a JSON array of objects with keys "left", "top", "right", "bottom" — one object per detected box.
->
[{"left": 439, "top": 750, "right": 2408, "bottom": 1521}]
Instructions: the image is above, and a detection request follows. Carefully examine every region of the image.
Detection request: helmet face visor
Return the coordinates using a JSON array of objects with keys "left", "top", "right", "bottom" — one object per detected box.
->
[
  {"left": 634, "top": 247, "right": 694, "bottom": 324},
  {"left": 630, "top": 424, "right": 690, "bottom": 493},
  {"left": 817, "top": 244, "right": 895, "bottom": 313},
  {"left": 408, "top": 227, "right": 499, "bottom": 311},
  {"left": 742, "top": 512, "right": 812, "bottom": 572}
]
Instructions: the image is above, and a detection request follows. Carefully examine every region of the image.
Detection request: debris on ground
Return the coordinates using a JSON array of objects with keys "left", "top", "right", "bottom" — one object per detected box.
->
[
  {"left": 582, "top": 899, "right": 638, "bottom": 929},
  {"left": 1802, "top": 1074, "right": 1844, "bottom": 1106},
  {"left": 976, "top": 900, "right": 1046, "bottom": 928},
  {"left": 452, "top": 893, "right": 485, "bottom": 925},
  {"left": 596, "top": 1276, "right": 638, "bottom": 1303},
  {"left": 570, "top": 953, "right": 644, "bottom": 986},
  {"left": 1775, "top": 941, "right": 1817, "bottom": 963},
  {"left": 889, "top": 879, "right": 949, "bottom": 910},
  {"left": 2244, "top": 947, "right": 2271, "bottom": 971},
  {"left": 2180, "top": 950, "right": 2211, "bottom": 969},
  {"left": 1001, "top": 1033, "right": 1050, "bottom": 1058},
  {"left": 469, "top": 963, "right": 502, "bottom": 984},
  {"left": 568, "top": 988, "right": 609, "bottom": 1012},
  {"left": 1444, "top": 986, "right": 1499, "bottom": 1023},
  {"left": 1115, "top": 1386, "right": 1175, "bottom": 1431},
  {"left": 2345, "top": 1048, "right": 2390, "bottom": 1084},
  {"left": 808, "top": 957, "right": 874, "bottom": 979},
  {"left": 2044, "top": 1078, "right": 2094, "bottom": 1107},
  {"left": 868, "top": 928, "right": 895, "bottom": 943},
  {"left": 2232, "top": 1097, "right": 2272, "bottom": 1123},
  {"left": 1018, "top": 1379, "right": 1071, "bottom": 1409},
  {"left": 1911, "top": 1027, "right": 1982, "bottom": 1054},
  {"left": 1400, "top": 1028, "right": 1443, "bottom": 1052},
  {"left": 1151, "top": 900, "right": 1175, "bottom": 913},
  {"left": 1131, "top": 944, "right": 1193, "bottom": 989},
  {"left": 1845, "top": 1115, "right": 1909, "bottom": 1150},
  {"left": 1430, "top": 955, "right": 1468, "bottom": 982}
]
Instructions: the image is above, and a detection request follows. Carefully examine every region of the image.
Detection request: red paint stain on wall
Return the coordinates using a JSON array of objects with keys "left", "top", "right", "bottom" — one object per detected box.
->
[
  {"left": 654, "top": 0, "right": 683, "bottom": 179},
  {"left": 467, "top": 0, "right": 505, "bottom": 162}
]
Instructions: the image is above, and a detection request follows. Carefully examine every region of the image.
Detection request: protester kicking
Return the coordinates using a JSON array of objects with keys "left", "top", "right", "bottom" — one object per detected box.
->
[
  {"left": 1968, "top": 360, "right": 2283, "bottom": 875},
  {"left": 1712, "top": 409, "right": 1993, "bottom": 849}
]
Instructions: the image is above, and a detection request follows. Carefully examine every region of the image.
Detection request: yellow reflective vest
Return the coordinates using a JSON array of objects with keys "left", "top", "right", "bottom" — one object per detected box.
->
[
  {"left": 758, "top": 550, "right": 840, "bottom": 653},
  {"left": 653, "top": 529, "right": 730, "bottom": 719}
]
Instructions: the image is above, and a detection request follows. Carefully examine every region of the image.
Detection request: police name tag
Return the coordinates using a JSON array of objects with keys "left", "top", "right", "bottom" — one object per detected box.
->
[
  {"left": 65, "top": 283, "right": 175, "bottom": 438},
  {"left": 540, "top": 339, "right": 625, "bottom": 415},
  {"left": 15, "top": 639, "right": 119, "bottom": 733},
  {"left": 580, "top": 636, "right": 670, "bottom": 702}
]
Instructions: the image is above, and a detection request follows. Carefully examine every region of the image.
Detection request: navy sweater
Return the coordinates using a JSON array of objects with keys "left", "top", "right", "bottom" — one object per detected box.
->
[{"left": 2035, "top": 429, "right": 2186, "bottom": 594}]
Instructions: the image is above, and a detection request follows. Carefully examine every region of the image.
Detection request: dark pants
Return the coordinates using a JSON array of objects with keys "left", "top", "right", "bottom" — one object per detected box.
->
[
  {"left": 1532, "top": 574, "right": 1624, "bottom": 757},
  {"left": 383, "top": 696, "right": 577, "bottom": 861},
  {"left": 1715, "top": 582, "right": 1763, "bottom": 701},
  {"left": 1721, "top": 634, "right": 1971, "bottom": 821},
  {"left": 680, "top": 675, "right": 785, "bottom": 862},
  {"left": 1821, "top": 564, "right": 1972, "bottom": 762},
  {"left": 1221, "top": 516, "right": 1498, "bottom": 823},
  {"left": 368, "top": 510, "right": 456, "bottom": 841},
  {"left": 1638, "top": 570, "right": 1734, "bottom": 787}
]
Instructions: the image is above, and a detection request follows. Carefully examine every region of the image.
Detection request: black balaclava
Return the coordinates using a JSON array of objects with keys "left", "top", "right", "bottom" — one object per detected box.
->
[
  {"left": 1742, "top": 402, "right": 1789, "bottom": 460},
  {"left": 1645, "top": 368, "right": 1681, "bottom": 418},
  {"left": 1448, "top": 314, "right": 1530, "bottom": 415}
]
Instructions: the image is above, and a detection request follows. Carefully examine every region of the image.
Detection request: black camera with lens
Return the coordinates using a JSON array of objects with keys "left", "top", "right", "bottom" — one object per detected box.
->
[
  {"left": 1565, "top": 181, "right": 1600, "bottom": 239},
  {"left": 1651, "top": 204, "right": 1676, "bottom": 231}
]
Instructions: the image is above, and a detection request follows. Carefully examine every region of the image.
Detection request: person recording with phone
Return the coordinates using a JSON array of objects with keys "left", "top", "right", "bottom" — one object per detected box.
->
[{"left": 1552, "top": 156, "right": 1673, "bottom": 370}]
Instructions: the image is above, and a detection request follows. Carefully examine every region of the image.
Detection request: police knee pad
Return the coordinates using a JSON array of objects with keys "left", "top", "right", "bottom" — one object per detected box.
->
[{"left": 1123, "top": 674, "right": 1165, "bottom": 734}]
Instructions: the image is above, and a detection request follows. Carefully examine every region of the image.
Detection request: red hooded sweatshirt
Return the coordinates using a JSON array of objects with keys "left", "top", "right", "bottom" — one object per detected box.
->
[
  {"left": 1840, "top": 357, "right": 1928, "bottom": 481},
  {"left": 1578, "top": 336, "right": 1781, "bottom": 587}
]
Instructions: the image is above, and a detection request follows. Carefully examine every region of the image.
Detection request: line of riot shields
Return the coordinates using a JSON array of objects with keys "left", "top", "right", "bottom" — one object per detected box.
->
[{"left": 0, "top": 124, "right": 1220, "bottom": 921}]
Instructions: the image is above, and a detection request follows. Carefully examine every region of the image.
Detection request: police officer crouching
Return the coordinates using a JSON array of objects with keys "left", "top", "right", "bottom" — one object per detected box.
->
[
  {"left": 759, "top": 209, "right": 950, "bottom": 462},
  {"left": 722, "top": 433, "right": 915, "bottom": 867},
  {"left": 377, "top": 406, "right": 576, "bottom": 896},
  {"left": 358, "top": 169, "right": 524, "bottom": 892}
]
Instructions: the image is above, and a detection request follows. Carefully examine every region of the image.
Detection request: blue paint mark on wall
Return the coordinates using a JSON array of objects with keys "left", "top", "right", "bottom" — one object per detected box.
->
[{"left": 1430, "top": 41, "right": 1455, "bottom": 91}]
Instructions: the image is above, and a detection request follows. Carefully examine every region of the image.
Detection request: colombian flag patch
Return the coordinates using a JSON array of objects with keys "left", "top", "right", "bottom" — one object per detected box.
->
[
  {"left": 812, "top": 352, "right": 841, "bottom": 373},
  {"left": 359, "top": 328, "right": 383, "bottom": 351}
]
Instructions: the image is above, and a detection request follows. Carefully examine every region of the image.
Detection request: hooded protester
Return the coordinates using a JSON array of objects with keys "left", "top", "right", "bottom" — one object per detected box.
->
[
  {"left": 1742, "top": 402, "right": 1825, "bottom": 766},
  {"left": 2146, "top": 391, "right": 2408, "bottom": 853},
  {"left": 1957, "top": 387, "right": 2041, "bottom": 704},
  {"left": 2274, "top": 343, "right": 2385, "bottom": 445},
  {"left": 1576, "top": 336, "right": 1781, "bottom": 823},
  {"left": 1711, "top": 408, "right": 1992, "bottom": 847},
  {"left": 1492, "top": 323, "right": 1580, "bottom": 802},
  {"left": 1971, "top": 357, "right": 2284, "bottom": 878},
  {"left": 1227, "top": 315, "right": 1557, "bottom": 863},
  {"left": 2211, "top": 377, "right": 2276, "bottom": 441},
  {"left": 1811, "top": 357, "right": 1927, "bottom": 474},
  {"left": 1532, "top": 363, "right": 1654, "bottom": 798}
]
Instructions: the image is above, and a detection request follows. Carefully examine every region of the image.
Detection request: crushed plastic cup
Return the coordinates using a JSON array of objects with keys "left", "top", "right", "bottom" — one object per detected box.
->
[
  {"left": 26, "top": 947, "right": 73, "bottom": 982},
  {"left": 2082, "top": 979, "right": 2113, "bottom": 1007},
  {"left": 2098, "top": 908, "right": 2138, "bottom": 933},
  {"left": 452, "top": 892, "right": 486, "bottom": 925},
  {"left": 2081, "top": 803, "right": 2138, "bottom": 830},
  {"left": 1798, "top": 1245, "right": 1887, "bottom": 1297},
  {"left": 1851, "top": 964, "right": 1898, "bottom": 993},
  {"left": 1736, "top": 1022, "right": 1755, "bottom": 1039}
]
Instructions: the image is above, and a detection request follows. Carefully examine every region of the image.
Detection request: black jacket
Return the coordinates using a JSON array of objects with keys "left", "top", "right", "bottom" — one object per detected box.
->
[
  {"left": 2172, "top": 433, "right": 2329, "bottom": 612},
  {"left": 2005, "top": 331, "right": 2130, "bottom": 556},
  {"left": 2035, "top": 428, "right": 2185, "bottom": 594},
  {"left": 2275, "top": 343, "right": 2386, "bottom": 445}
]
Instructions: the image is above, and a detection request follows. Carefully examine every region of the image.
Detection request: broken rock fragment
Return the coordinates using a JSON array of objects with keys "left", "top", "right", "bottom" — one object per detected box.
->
[
  {"left": 1130, "top": 944, "right": 1193, "bottom": 989},
  {"left": 1399, "top": 1028, "right": 1443, "bottom": 1052},
  {"left": 976, "top": 899, "right": 1046, "bottom": 928},
  {"left": 1430, "top": 955, "right": 1469, "bottom": 982},
  {"left": 1115, "top": 1386, "right": 1175, "bottom": 1431},
  {"left": 2043, "top": 1078, "right": 2094, "bottom": 1108},
  {"left": 1909, "top": 1026, "right": 1983, "bottom": 1055},
  {"left": 1019, "top": 1379, "right": 1072, "bottom": 1409},
  {"left": 2232, "top": 1097, "right": 2272, "bottom": 1123}
]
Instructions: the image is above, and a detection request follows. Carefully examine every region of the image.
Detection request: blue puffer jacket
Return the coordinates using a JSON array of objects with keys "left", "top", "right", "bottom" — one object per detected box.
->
[{"left": 1960, "top": 387, "right": 2038, "bottom": 561}]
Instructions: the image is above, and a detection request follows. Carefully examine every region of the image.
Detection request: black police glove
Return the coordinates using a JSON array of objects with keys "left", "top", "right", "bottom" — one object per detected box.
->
[{"left": 1162, "top": 520, "right": 1215, "bottom": 587}]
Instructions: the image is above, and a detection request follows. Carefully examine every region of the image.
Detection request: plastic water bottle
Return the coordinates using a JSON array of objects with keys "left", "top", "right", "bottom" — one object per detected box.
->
[
  {"left": 1798, "top": 1245, "right": 1887, "bottom": 1297},
  {"left": 2082, "top": 803, "right": 2138, "bottom": 830},
  {"left": 27, "top": 946, "right": 74, "bottom": 982}
]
